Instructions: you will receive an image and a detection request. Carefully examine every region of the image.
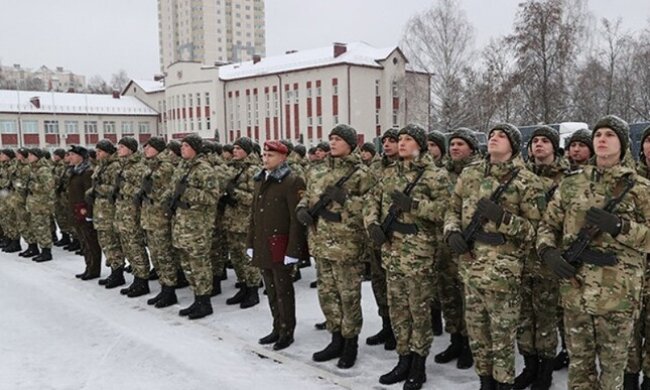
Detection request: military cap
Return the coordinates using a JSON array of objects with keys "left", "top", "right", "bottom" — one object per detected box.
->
[{"left": 329, "top": 124, "right": 358, "bottom": 149}]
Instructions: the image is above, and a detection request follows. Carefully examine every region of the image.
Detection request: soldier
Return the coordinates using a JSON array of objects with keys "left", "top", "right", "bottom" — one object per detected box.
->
[
  {"left": 514, "top": 126, "right": 570, "bottom": 390},
  {"left": 247, "top": 140, "right": 306, "bottom": 351},
  {"left": 360, "top": 142, "right": 377, "bottom": 166},
  {"left": 427, "top": 130, "right": 446, "bottom": 168},
  {"left": 308, "top": 146, "right": 318, "bottom": 162},
  {"left": 15, "top": 148, "right": 37, "bottom": 257},
  {"left": 0, "top": 149, "right": 21, "bottom": 252},
  {"left": 26, "top": 148, "right": 56, "bottom": 262},
  {"left": 537, "top": 115, "right": 650, "bottom": 390},
  {"left": 138, "top": 137, "right": 180, "bottom": 308},
  {"left": 113, "top": 137, "right": 150, "bottom": 297},
  {"left": 314, "top": 142, "right": 330, "bottom": 161},
  {"left": 567, "top": 129, "right": 594, "bottom": 169},
  {"left": 365, "top": 124, "right": 451, "bottom": 389},
  {"left": 296, "top": 124, "right": 376, "bottom": 369},
  {"left": 222, "top": 144, "right": 234, "bottom": 161},
  {"left": 52, "top": 149, "right": 73, "bottom": 247},
  {"left": 445, "top": 123, "right": 545, "bottom": 389},
  {"left": 223, "top": 137, "right": 263, "bottom": 309},
  {"left": 67, "top": 146, "right": 102, "bottom": 279},
  {"left": 164, "top": 134, "right": 220, "bottom": 319},
  {"left": 435, "top": 128, "right": 480, "bottom": 369}
]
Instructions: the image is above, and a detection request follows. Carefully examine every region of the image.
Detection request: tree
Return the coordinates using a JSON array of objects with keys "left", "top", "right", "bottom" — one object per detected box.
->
[
  {"left": 400, "top": 0, "right": 475, "bottom": 130},
  {"left": 110, "top": 69, "right": 130, "bottom": 91},
  {"left": 86, "top": 75, "right": 112, "bottom": 94}
]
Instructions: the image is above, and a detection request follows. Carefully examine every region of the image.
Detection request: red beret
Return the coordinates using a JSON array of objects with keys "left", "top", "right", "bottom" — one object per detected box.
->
[{"left": 263, "top": 140, "right": 289, "bottom": 155}]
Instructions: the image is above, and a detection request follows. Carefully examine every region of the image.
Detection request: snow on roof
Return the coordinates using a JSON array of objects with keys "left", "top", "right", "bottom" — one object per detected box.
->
[
  {"left": 218, "top": 42, "right": 400, "bottom": 81},
  {"left": 0, "top": 90, "right": 159, "bottom": 116},
  {"left": 128, "top": 79, "right": 165, "bottom": 94}
]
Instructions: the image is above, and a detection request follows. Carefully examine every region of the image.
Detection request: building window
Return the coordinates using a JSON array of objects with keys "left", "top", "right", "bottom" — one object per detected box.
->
[
  {"left": 205, "top": 92, "right": 210, "bottom": 105},
  {"left": 122, "top": 122, "right": 133, "bottom": 134},
  {"left": 333, "top": 85, "right": 338, "bottom": 96},
  {"left": 0, "top": 120, "right": 17, "bottom": 134},
  {"left": 44, "top": 120, "right": 59, "bottom": 134},
  {"left": 138, "top": 122, "right": 150, "bottom": 133},
  {"left": 84, "top": 121, "right": 97, "bottom": 133},
  {"left": 392, "top": 81, "right": 398, "bottom": 97},
  {"left": 392, "top": 110, "right": 398, "bottom": 127},
  {"left": 333, "top": 115, "right": 339, "bottom": 125},
  {"left": 376, "top": 110, "right": 380, "bottom": 125},
  {"left": 103, "top": 121, "right": 116, "bottom": 133},
  {"left": 317, "top": 116, "right": 322, "bottom": 125},
  {"left": 22, "top": 120, "right": 38, "bottom": 134},
  {"left": 65, "top": 121, "right": 79, "bottom": 134},
  {"left": 376, "top": 80, "right": 380, "bottom": 96}
]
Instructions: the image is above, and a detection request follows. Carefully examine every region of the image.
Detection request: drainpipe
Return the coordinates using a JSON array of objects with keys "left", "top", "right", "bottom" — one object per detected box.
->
[
  {"left": 276, "top": 74, "right": 283, "bottom": 134},
  {"left": 346, "top": 65, "right": 351, "bottom": 125}
]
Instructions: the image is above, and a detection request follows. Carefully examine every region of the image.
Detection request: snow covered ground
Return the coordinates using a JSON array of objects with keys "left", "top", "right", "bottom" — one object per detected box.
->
[{"left": 0, "top": 245, "right": 569, "bottom": 390}]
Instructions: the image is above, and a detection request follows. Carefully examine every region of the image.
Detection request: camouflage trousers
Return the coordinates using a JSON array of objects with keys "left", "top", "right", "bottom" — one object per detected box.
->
[
  {"left": 114, "top": 203, "right": 149, "bottom": 279},
  {"left": 516, "top": 271, "right": 559, "bottom": 358},
  {"left": 369, "top": 248, "right": 389, "bottom": 318},
  {"left": 96, "top": 228, "right": 124, "bottom": 270},
  {"left": 209, "top": 220, "right": 228, "bottom": 278},
  {"left": 16, "top": 202, "right": 35, "bottom": 244},
  {"left": 437, "top": 250, "right": 466, "bottom": 336},
  {"left": 144, "top": 226, "right": 179, "bottom": 288},
  {"left": 26, "top": 197, "right": 53, "bottom": 248},
  {"left": 565, "top": 308, "right": 635, "bottom": 390},
  {"left": 0, "top": 194, "right": 19, "bottom": 240},
  {"left": 386, "top": 267, "right": 435, "bottom": 356},
  {"left": 226, "top": 231, "right": 261, "bottom": 288},
  {"left": 316, "top": 257, "right": 364, "bottom": 338},
  {"left": 465, "top": 284, "right": 521, "bottom": 385},
  {"left": 175, "top": 232, "right": 213, "bottom": 296}
]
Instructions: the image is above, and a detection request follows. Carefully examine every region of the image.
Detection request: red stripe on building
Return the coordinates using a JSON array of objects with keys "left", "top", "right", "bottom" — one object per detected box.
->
[
  {"left": 67, "top": 134, "right": 80, "bottom": 145},
  {"left": 247, "top": 126, "right": 251, "bottom": 138},
  {"left": 254, "top": 126, "right": 259, "bottom": 140},
  {"left": 229, "top": 130, "right": 234, "bottom": 142},
  {"left": 307, "top": 126, "right": 313, "bottom": 139},
  {"left": 307, "top": 98, "right": 312, "bottom": 117},
  {"left": 317, "top": 126, "right": 322, "bottom": 139},
  {"left": 294, "top": 103, "right": 300, "bottom": 139},
  {"left": 205, "top": 106, "right": 210, "bottom": 118},
  {"left": 284, "top": 84, "right": 289, "bottom": 91},
  {"left": 316, "top": 97, "right": 322, "bottom": 116},
  {"left": 293, "top": 83, "right": 298, "bottom": 90},
  {"left": 228, "top": 91, "right": 232, "bottom": 98},
  {"left": 307, "top": 81, "right": 312, "bottom": 88},
  {"left": 42, "top": 134, "right": 55, "bottom": 145},
  {"left": 1, "top": 134, "right": 17, "bottom": 145},
  {"left": 272, "top": 86, "right": 277, "bottom": 93},
  {"left": 139, "top": 134, "right": 151, "bottom": 143},
  {"left": 264, "top": 87, "right": 269, "bottom": 94},
  {"left": 265, "top": 118, "right": 271, "bottom": 140},
  {"left": 85, "top": 134, "right": 98, "bottom": 144},
  {"left": 393, "top": 97, "right": 399, "bottom": 110},
  {"left": 246, "top": 89, "right": 250, "bottom": 96},
  {"left": 285, "top": 105, "right": 291, "bottom": 138},
  {"left": 332, "top": 78, "right": 338, "bottom": 86},
  {"left": 196, "top": 107, "right": 201, "bottom": 118},
  {"left": 376, "top": 125, "right": 381, "bottom": 136},
  {"left": 333, "top": 95, "right": 338, "bottom": 116},
  {"left": 105, "top": 134, "right": 117, "bottom": 143},
  {"left": 316, "top": 80, "right": 321, "bottom": 87},
  {"left": 273, "top": 117, "right": 279, "bottom": 139},
  {"left": 376, "top": 96, "right": 381, "bottom": 109}
]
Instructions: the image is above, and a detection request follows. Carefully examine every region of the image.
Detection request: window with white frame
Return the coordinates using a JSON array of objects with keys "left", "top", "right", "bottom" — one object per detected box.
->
[
  {"left": 0, "top": 120, "right": 17, "bottom": 134},
  {"left": 103, "top": 121, "right": 116, "bottom": 133},
  {"left": 138, "top": 122, "right": 150, "bottom": 133},
  {"left": 121, "top": 122, "right": 133, "bottom": 134},
  {"left": 22, "top": 120, "right": 38, "bottom": 134},
  {"left": 65, "top": 121, "right": 79, "bottom": 134},
  {"left": 44, "top": 120, "right": 59, "bottom": 134},
  {"left": 84, "top": 121, "right": 97, "bottom": 133}
]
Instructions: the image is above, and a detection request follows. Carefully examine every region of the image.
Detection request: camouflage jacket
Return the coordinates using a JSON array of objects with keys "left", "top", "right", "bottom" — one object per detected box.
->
[
  {"left": 444, "top": 156, "right": 545, "bottom": 292},
  {"left": 537, "top": 164, "right": 650, "bottom": 315},
  {"left": 13, "top": 162, "right": 31, "bottom": 201},
  {"left": 364, "top": 157, "right": 452, "bottom": 274},
  {"left": 222, "top": 155, "right": 258, "bottom": 234},
  {"left": 445, "top": 154, "right": 481, "bottom": 184},
  {"left": 638, "top": 161, "right": 649, "bottom": 180},
  {"left": 89, "top": 155, "right": 122, "bottom": 230},
  {"left": 287, "top": 152, "right": 305, "bottom": 179},
  {"left": 369, "top": 155, "right": 398, "bottom": 180},
  {"left": 140, "top": 152, "right": 176, "bottom": 230},
  {"left": 298, "top": 153, "right": 376, "bottom": 262},
  {"left": 0, "top": 160, "right": 17, "bottom": 190},
  {"left": 27, "top": 158, "right": 55, "bottom": 204},
  {"left": 114, "top": 152, "right": 148, "bottom": 206}
]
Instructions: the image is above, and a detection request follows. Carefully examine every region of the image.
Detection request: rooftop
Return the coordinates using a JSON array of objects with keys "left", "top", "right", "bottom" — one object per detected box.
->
[{"left": 123, "top": 79, "right": 165, "bottom": 94}]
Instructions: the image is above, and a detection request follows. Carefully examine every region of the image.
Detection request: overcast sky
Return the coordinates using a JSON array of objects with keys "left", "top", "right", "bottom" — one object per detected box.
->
[{"left": 0, "top": 0, "right": 647, "bottom": 82}]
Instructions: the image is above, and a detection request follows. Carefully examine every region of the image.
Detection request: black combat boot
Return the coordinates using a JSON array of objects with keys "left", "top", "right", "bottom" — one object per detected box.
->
[
  {"left": 176, "top": 269, "right": 189, "bottom": 288},
  {"left": 147, "top": 287, "right": 165, "bottom": 305},
  {"left": 273, "top": 334, "right": 294, "bottom": 351},
  {"left": 435, "top": 333, "right": 463, "bottom": 363},
  {"left": 379, "top": 353, "right": 413, "bottom": 385},
  {"left": 54, "top": 233, "right": 70, "bottom": 247},
  {"left": 210, "top": 274, "right": 222, "bottom": 297},
  {"left": 187, "top": 295, "right": 213, "bottom": 319},
  {"left": 624, "top": 372, "right": 640, "bottom": 390},
  {"left": 641, "top": 375, "right": 650, "bottom": 390},
  {"left": 310, "top": 280, "right": 318, "bottom": 288},
  {"left": 314, "top": 321, "right": 327, "bottom": 330},
  {"left": 513, "top": 354, "right": 539, "bottom": 389},
  {"left": 403, "top": 352, "right": 427, "bottom": 390},
  {"left": 479, "top": 375, "right": 497, "bottom": 390},
  {"left": 3, "top": 239, "right": 22, "bottom": 253},
  {"left": 292, "top": 268, "right": 302, "bottom": 282},
  {"left": 497, "top": 383, "right": 513, "bottom": 390},
  {"left": 66, "top": 239, "right": 81, "bottom": 252},
  {"left": 33, "top": 247, "right": 52, "bottom": 262},
  {"left": 76, "top": 269, "right": 88, "bottom": 279},
  {"left": 336, "top": 336, "right": 359, "bottom": 369},
  {"left": 259, "top": 331, "right": 279, "bottom": 345},
  {"left": 531, "top": 357, "right": 555, "bottom": 390},
  {"left": 19, "top": 243, "right": 39, "bottom": 257},
  {"left": 148, "top": 268, "right": 158, "bottom": 280},
  {"left": 240, "top": 286, "right": 259, "bottom": 309},
  {"left": 226, "top": 286, "right": 247, "bottom": 305},
  {"left": 553, "top": 336, "right": 569, "bottom": 370},
  {"left": 51, "top": 231, "right": 58, "bottom": 244},
  {"left": 457, "top": 335, "right": 474, "bottom": 369},
  {"left": 366, "top": 316, "right": 394, "bottom": 346},
  {"left": 312, "top": 332, "right": 344, "bottom": 362},
  {"left": 122, "top": 277, "right": 150, "bottom": 298},
  {"left": 431, "top": 306, "right": 443, "bottom": 336},
  {"left": 103, "top": 267, "right": 126, "bottom": 288},
  {"left": 154, "top": 286, "right": 178, "bottom": 308},
  {"left": 179, "top": 298, "right": 198, "bottom": 317},
  {"left": 0, "top": 237, "right": 10, "bottom": 248}
]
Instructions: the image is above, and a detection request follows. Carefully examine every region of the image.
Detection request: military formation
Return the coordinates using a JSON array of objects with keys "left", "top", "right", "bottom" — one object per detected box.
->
[{"left": 1, "top": 115, "right": 650, "bottom": 390}]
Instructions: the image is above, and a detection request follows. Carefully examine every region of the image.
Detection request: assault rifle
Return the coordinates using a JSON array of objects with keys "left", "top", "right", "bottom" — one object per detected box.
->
[
  {"left": 307, "top": 166, "right": 358, "bottom": 223},
  {"left": 380, "top": 167, "right": 425, "bottom": 237},
  {"left": 166, "top": 173, "right": 190, "bottom": 216}
]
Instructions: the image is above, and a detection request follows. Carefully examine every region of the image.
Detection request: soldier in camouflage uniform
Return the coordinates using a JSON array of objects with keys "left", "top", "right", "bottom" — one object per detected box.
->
[
  {"left": 434, "top": 128, "right": 480, "bottom": 370},
  {"left": 296, "top": 124, "right": 376, "bottom": 369},
  {"left": 25, "top": 148, "right": 56, "bottom": 262},
  {"left": 567, "top": 129, "right": 594, "bottom": 170},
  {"left": 537, "top": 115, "right": 650, "bottom": 390},
  {"left": 113, "top": 137, "right": 150, "bottom": 298},
  {"left": 223, "top": 137, "right": 263, "bottom": 309},
  {"left": 365, "top": 124, "right": 452, "bottom": 389},
  {"left": 137, "top": 137, "right": 180, "bottom": 308},
  {"left": 52, "top": 149, "right": 73, "bottom": 247},
  {"left": 15, "top": 149, "right": 37, "bottom": 257},
  {"left": 0, "top": 149, "right": 21, "bottom": 252},
  {"left": 625, "top": 125, "right": 650, "bottom": 390},
  {"left": 445, "top": 123, "right": 545, "bottom": 389},
  {"left": 163, "top": 134, "right": 220, "bottom": 319},
  {"left": 314, "top": 142, "right": 330, "bottom": 161},
  {"left": 360, "top": 142, "right": 378, "bottom": 166},
  {"left": 514, "top": 126, "right": 570, "bottom": 390}
]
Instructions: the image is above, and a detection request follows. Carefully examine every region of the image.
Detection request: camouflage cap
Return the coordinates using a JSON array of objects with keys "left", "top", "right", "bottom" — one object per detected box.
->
[
  {"left": 17, "top": 148, "right": 29, "bottom": 158},
  {"left": 201, "top": 140, "right": 217, "bottom": 154},
  {"left": 567, "top": 129, "right": 593, "bottom": 156},
  {"left": 234, "top": 137, "right": 253, "bottom": 155},
  {"left": 223, "top": 144, "right": 234, "bottom": 154},
  {"left": 489, "top": 123, "right": 522, "bottom": 155},
  {"left": 593, "top": 115, "right": 630, "bottom": 158},
  {"left": 118, "top": 136, "right": 138, "bottom": 153},
  {"left": 29, "top": 148, "right": 45, "bottom": 159},
  {"left": 213, "top": 142, "right": 223, "bottom": 155},
  {"left": 181, "top": 134, "right": 203, "bottom": 153},
  {"left": 315, "top": 141, "right": 330, "bottom": 152},
  {"left": 640, "top": 125, "right": 650, "bottom": 149},
  {"left": 400, "top": 123, "right": 428, "bottom": 152},
  {"left": 53, "top": 148, "right": 66, "bottom": 159},
  {"left": 294, "top": 144, "right": 307, "bottom": 158},
  {"left": 449, "top": 128, "right": 479, "bottom": 152},
  {"left": 1, "top": 149, "right": 15, "bottom": 159},
  {"left": 329, "top": 124, "right": 358, "bottom": 149},
  {"left": 96, "top": 139, "right": 116, "bottom": 154},
  {"left": 380, "top": 128, "right": 400, "bottom": 143},
  {"left": 529, "top": 125, "right": 560, "bottom": 155},
  {"left": 427, "top": 130, "right": 447, "bottom": 154},
  {"left": 144, "top": 136, "right": 167, "bottom": 153},
  {"left": 252, "top": 141, "right": 261, "bottom": 156},
  {"left": 44, "top": 150, "right": 51, "bottom": 160},
  {"left": 360, "top": 142, "right": 376, "bottom": 156},
  {"left": 280, "top": 139, "right": 294, "bottom": 154},
  {"left": 166, "top": 139, "right": 181, "bottom": 156},
  {"left": 88, "top": 149, "right": 96, "bottom": 160},
  {"left": 308, "top": 146, "right": 317, "bottom": 155}
]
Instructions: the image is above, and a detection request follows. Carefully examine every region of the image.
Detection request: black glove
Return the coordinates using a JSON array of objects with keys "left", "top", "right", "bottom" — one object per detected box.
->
[
  {"left": 142, "top": 176, "right": 153, "bottom": 194},
  {"left": 296, "top": 207, "right": 314, "bottom": 226},
  {"left": 541, "top": 247, "right": 576, "bottom": 279},
  {"left": 476, "top": 198, "right": 504, "bottom": 224},
  {"left": 447, "top": 232, "right": 469, "bottom": 254},
  {"left": 586, "top": 207, "right": 622, "bottom": 236},
  {"left": 323, "top": 186, "right": 347, "bottom": 205},
  {"left": 368, "top": 224, "right": 387, "bottom": 246},
  {"left": 390, "top": 190, "right": 413, "bottom": 212},
  {"left": 225, "top": 181, "right": 237, "bottom": 195}
]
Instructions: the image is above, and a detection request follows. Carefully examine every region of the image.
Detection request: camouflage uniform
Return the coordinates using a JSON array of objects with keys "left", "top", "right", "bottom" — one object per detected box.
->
[
  {"left": 297, "top": 153, "right": 376, "bottom": 338},
  {"left": 53, "top": 162, "right": 74, "bottom": 240},
  {"left": 14, "top": 159, "right": 35, "bottom": 245},
  {"left": 26, "top": 158, "right": 56, "bottom": 249},
  {"left": 113, "top": 153, "right": 150, "bottom": 279},
  {"left": 0, "top": 158, "right": 19, "bottom": 244},
  {"left": 90, "top": 154, "right": 124, "bottom": 271},
  {"left": 444, "top": 156, "right": 545, "bottom": 385},
  {"left": 537, "top": 164, "right": 650, "bottom": 390},
  {"left": 364, "top": 156, "right": 451, "bottom": 357},
  {"left": 207, "top": 152, "right": 230, "bottom": 281}
]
